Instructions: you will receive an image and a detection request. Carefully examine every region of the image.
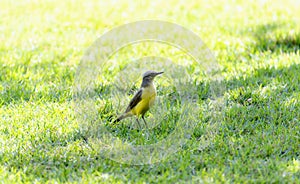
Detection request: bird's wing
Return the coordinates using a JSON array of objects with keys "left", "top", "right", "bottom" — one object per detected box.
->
[{"left": 125, "top": 89, "right": 143, "bottom": 113}]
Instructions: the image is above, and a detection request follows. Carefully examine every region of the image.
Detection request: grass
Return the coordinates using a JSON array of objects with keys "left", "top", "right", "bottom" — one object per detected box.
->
[{"left": 1, "top": 0, "right": 300, "bottom": 183}]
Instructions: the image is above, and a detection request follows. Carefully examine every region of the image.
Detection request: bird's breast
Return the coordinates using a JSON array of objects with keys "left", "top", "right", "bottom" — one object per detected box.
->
[
  {"left": 131, "top": 85, "right": 156, "bottom": 116},
  {"left": 142, "top": 85, "right": 156, "bottom": 101}
]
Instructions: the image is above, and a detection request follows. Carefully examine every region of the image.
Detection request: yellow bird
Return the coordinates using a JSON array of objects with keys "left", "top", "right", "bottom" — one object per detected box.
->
[{"left": 114, "top": 70, "right": 164, "bottom": 128}]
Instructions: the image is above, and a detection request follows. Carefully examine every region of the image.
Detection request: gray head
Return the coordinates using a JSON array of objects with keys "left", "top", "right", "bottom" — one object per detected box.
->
[{"left": 141, "top": 70, "right": 163, "bottom": 87}]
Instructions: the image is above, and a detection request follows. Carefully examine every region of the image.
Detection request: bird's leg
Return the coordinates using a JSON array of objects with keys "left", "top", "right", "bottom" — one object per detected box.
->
[
  {"left": 142, "top": 115, "right": 149, "bottom": 129},
  {"left": 135, "top": 118, "right": 141, "bottom": 129}
]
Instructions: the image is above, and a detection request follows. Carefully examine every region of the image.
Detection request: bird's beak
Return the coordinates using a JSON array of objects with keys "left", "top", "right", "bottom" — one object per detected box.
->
[{"left": 155, "top": 71, "right": 164, "bottom": 76}]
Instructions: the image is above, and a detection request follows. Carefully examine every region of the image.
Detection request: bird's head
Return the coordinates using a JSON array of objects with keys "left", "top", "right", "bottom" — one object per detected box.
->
[
  {"left": 141, "top": 70, "right": 163, "bottom": 87},
  {"left": 142, "top": 70, "right": 164, "bottom": 81}
]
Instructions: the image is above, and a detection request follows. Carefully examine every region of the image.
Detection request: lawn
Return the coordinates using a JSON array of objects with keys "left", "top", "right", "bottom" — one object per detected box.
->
[{"left": 0, "top": 0, "right": 300, "bottom": 183}]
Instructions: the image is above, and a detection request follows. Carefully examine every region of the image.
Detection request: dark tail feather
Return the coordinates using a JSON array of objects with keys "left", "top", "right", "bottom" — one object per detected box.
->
[
  {"left": 112, "top": 113, "right": 130, "bottom": 124},
  {"left": 113, "top": 117, "right": 121, "bottom": 123}
]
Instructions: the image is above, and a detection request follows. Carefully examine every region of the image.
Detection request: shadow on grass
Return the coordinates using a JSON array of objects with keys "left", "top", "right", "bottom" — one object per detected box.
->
[
  {"left": 0, "top": 61, "right": 74, "bottom": 106},
  {"left": 223, "top": 63, "right": 299, "bottom": 132},
  {"left": 246, "top": 22, "right": 300, "bottom": 53},
  {"left": 3, "top": 63, "right": 299, "bottom": 182}
]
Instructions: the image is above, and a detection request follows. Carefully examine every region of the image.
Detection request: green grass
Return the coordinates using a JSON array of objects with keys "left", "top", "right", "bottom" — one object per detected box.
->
[{"left": 1, "top": 0, "right": 300, "bottom": 183}]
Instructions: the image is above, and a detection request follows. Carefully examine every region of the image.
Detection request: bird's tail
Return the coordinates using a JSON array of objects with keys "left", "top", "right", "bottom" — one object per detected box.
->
[{"left": 112, "top": 113, "right": 132, "bottom": 123}]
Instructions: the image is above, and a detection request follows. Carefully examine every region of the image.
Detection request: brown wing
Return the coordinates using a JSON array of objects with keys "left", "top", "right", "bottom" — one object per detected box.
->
[{"left": 125, "top": 89, "right": 143, "bottom": 113}]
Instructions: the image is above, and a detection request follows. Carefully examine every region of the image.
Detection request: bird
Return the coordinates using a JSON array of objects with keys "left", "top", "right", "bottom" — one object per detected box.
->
[{"left": 113, "top": 70, "right": 164, "bottom": 129}]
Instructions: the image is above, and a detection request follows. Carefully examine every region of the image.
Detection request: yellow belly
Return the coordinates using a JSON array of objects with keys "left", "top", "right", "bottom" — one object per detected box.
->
[{"left": 132, "top": 87, "right": 156, "bottom": 116}]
